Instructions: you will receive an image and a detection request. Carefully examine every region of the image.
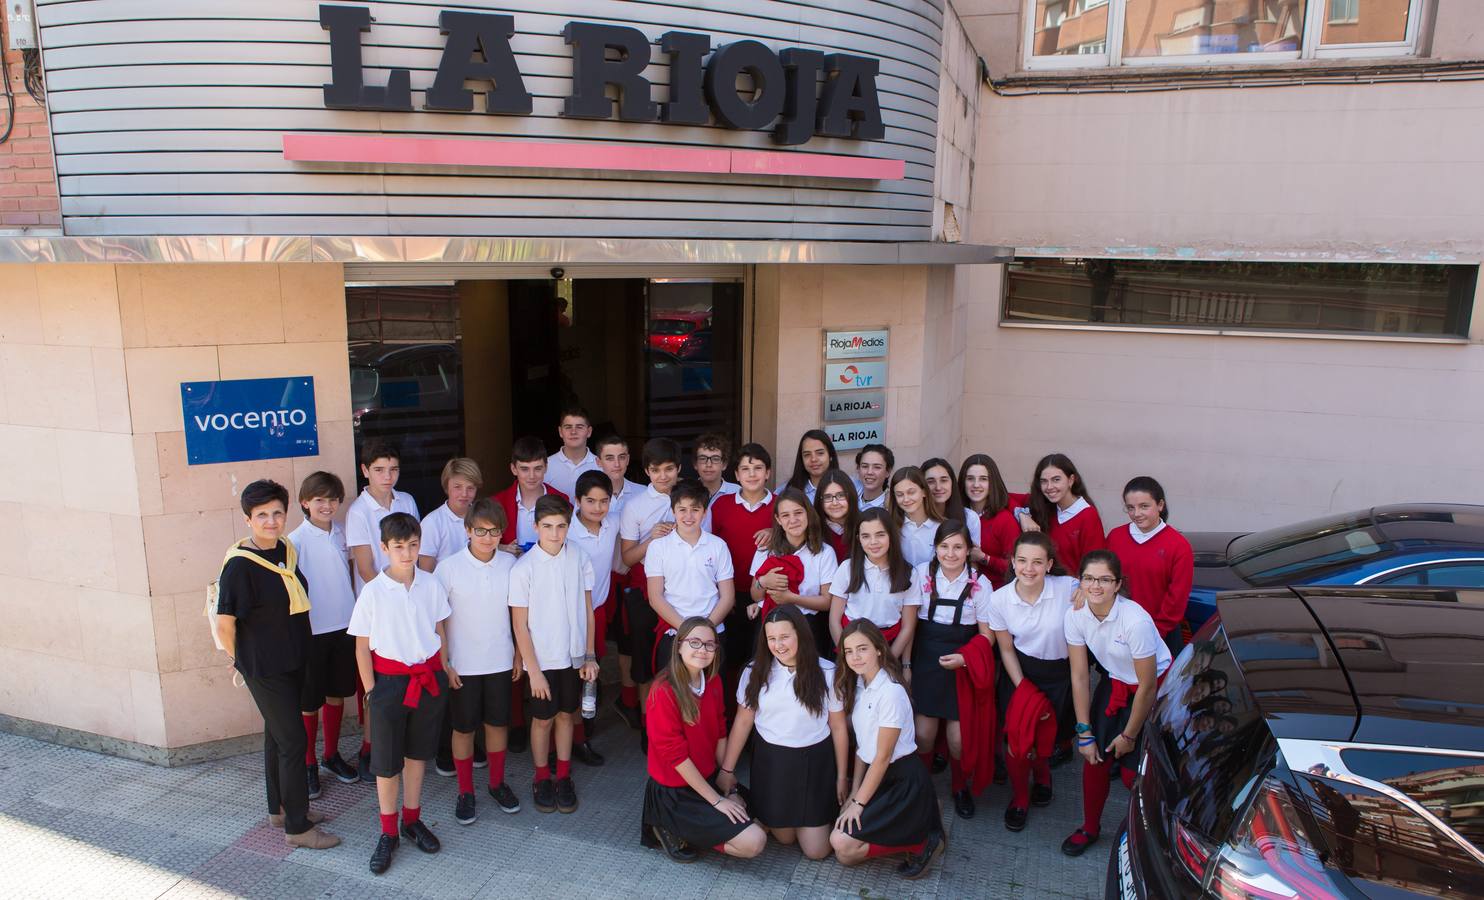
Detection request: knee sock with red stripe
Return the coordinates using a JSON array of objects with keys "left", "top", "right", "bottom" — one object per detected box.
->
[
  {"left": 454, "top": 756, "right": 474, "bottom": 794},
  {"left": 867, "top": 840, "right": 926, "bottom": 858},
  {"left": 321, "top": 703, "right": 344, "bottom": 759},
  {"left": 1080, "top": 757, "right": 1115, "bottom": 836},
  {"left": 488, "top": 750, "right": 506, "bottom": 787},
  {"left": 302, "top": 713, "right": 319, "bottom": 766}
]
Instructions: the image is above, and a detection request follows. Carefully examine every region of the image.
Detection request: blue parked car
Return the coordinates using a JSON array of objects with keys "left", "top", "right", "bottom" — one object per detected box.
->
[{"left": 1185, "top": 503, "right": 1484, "bottom": 626}]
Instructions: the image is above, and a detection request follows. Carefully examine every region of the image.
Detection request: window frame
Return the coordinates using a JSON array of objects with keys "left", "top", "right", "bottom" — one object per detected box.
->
[{"left": 1022, "top": 0, "right": 1426, "bottom": 70}]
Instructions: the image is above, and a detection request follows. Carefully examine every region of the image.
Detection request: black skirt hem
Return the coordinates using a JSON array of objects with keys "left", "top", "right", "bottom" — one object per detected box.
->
[
  {"left": 749, "top": 733, "right": 839, "bottom": 828},
  {"left": 643, "top": 778, "right": 753, "bottom": 849}
]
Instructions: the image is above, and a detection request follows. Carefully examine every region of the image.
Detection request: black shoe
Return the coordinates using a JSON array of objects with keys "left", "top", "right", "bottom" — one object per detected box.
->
[
  {"left": 1060, "top": 827, "right": 1099, "bottom": 857},
  {"left": 898, "top": 827, "right": 945, "bottom": 879},
  {"left": 652, "top": 826, "right": 699, "bottom": 863},
  {"left": 615, "top": 700, "right": 642, "bottom": 730},
  {"left": 369, "top": 833, "right": 398, "bottom": 874},
  {"left": 434, "top": 751, "right": 455, "bottom": 777},
  {"left": 993, "top": 761, "right": 1007, "bottom": 785},
  {"left": 400, "top": 819, "right": 441, "bottom": 854},
  {"left": 472, "top": 747, "right": 488, "bottom": 769},
  {"left": 508, "top": 726, "right": 529, "bottom": 755},
  {"left": 533, "top": 778, "right": 557, "bottom": 813},
  {"left": 640, "top": 821, "right": 660, "bottom": 848},
  {"left": 455, "top": 792, "right": 477, "bottom": 825},
  {"left": 489, "top": 782, "right": 521, "bottom": 814},
  {"left": 1004, "top": 804, "right": 1029, "bottom": 832},
  {"left": 953, "top": 787, "right": 975, "bottom": 820},
  {"left": 931, "top": 753, "right": 948, "bottom": 774},
  {"left": 322, "top": 754, "right": 358, "bottom": 784},
  {"left": 640, "top": 729, "right": 648, "bottom": 754},
  {"left": 358, "top": 749, "right": 374, "bottom": 784},
  {"left": 555, "top": 776, "right": 578, "bottom": 813},
  {"left": 573, "top": 741, "right": 605, "bottom": 767},
  {"left": 306, "top": 766, "right": 322, "bottom": 800},
  {"left": 1050, "top": 742, "right": 1073, "bottom": 768},
  {"left": 1031, "top": 783, "right": 1054, "bottom": 807}
]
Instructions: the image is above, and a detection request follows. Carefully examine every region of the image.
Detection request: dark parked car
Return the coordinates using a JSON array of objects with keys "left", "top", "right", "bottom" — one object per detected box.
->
[
  {"left": 1109, "top": 585, "right": 1484, "bottom": 899},
  {"left": 1185, "top": 504, "right": 1484, "bottom": 626}
]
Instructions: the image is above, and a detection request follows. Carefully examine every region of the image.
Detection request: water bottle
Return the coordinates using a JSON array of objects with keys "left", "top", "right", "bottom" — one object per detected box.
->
[{"left": 581, "top": 677, "right": 598, "bottom": 719}]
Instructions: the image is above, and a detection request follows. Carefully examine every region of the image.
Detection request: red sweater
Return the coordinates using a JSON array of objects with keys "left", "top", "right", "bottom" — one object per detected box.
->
[
  {"left": 645, "top": 676, "right": 725, "bottom": 787},
  {"left": 1049, "top": 504, "right": 1105, "bottom": 575},
  {"left": 1105, "top": 523, "right": 1194, "bottom": 637},
  {"left": 708, "top": 492, "right": 775, "bottom": 595},
  {"left": 491, "top": 482, "right": 568, "bottom": 544},
  {"left": 979, "top": 507, "right": 1021, "bottom": 589}
]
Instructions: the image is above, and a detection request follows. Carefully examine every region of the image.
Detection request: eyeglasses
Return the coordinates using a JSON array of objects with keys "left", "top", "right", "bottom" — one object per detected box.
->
[
  {"left": 470, "top": 527, "right": 501, "bottom": 538},
  {"left": 683, "top": 638, "right": 719, "bottom": 652},
  {"left": 1080, "top": 575, "right": 1118, "bottom": 587},
  {"left": 820, "top": 492, "right": 847, "bottom": 503},
  {"left": 696, "top": 454, "right": 724, "bottom": 465}
]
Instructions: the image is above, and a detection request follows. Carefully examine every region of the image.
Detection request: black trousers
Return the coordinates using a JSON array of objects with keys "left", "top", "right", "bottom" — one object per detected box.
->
[{"left": 244, "top": 668, "right": 311, "bottom": 835}]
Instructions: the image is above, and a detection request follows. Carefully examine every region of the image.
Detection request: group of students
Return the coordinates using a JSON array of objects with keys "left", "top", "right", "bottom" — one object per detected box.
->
[{"left": 212, "top": 408, "right": 1193, "bottom": 879}]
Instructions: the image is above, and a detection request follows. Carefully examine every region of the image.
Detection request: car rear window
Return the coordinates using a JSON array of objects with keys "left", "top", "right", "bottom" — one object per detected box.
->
[
  {"left": 1228, "top": 510, "right": 1390, "bottom": 586},
  {"left": 1149, "top": 628, "right": 1276, "bottom": 838}
]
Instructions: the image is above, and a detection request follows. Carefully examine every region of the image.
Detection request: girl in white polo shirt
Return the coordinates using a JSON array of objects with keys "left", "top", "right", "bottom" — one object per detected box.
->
[
  {"left": 1061, "top": 550, "right": 1171, "bottom": 858},
  {"left": 828, "top": 620, "right": 944, "bottom": 879},
  {"left": 827, "top": 507, "right": 917, "bottom": 659},
  {"left": 889, "top": 467, "right": 944, "bottom": 568},
  {"left": 717, "top": 606, "right": 848, "bottom": 860},
  {"left": 980, "top": 531, "right": 1079, "bottom": 832},
  {"left": 747, "top": 487, "right": 839, "bottom": 653}
]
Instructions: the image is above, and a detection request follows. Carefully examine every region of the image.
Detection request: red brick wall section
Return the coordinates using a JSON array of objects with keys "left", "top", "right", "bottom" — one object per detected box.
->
[{"left": 0, "top": 43, "right": 60, "bottom": 231}]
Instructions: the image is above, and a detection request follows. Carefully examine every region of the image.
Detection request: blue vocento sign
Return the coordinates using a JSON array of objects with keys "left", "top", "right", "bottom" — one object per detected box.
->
[{"left": 181, "top": 376, "right": 319, "bottom": 465}]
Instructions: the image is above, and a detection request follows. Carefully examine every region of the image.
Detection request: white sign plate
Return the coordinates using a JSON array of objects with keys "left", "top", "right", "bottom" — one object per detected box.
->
[
  {"left": 825, "top": 329, "right": 890, "bottom": 360},
  {"left": 823, "top": 390, "right": 886, "bottom": 423},
  {"left": 825, "top": 421, "right": 886, "bottom": 451},
  {"left": 824, "top": 361, "right": 887, "bottom": 391}
]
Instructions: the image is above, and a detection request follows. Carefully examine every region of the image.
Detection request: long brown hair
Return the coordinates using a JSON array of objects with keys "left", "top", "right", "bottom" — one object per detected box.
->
[
  {"left": 662, "top": 616, "right": 721, "bottom": 725},
  {"left": 743, "top": 606, "right": 828, "bottom": 718},
  {"left": 1028, "top": 452, "right": 1095, "bottom": 534},
  {"left": 767, "top": 487, "right": 824, "bottom": 556},
  {"left": 887, "top": 466, "right": 943, "bottom": 528},
  {"left": 845, "top": 507, "right": 912, "bottom": 594},
  {"left": 833, "top": 619, "right": 905, "bottom": 716},
  {"left": 921, "top": 457, "right": 966, "bottom": 525},
  {"left": 958, "top": 453, "right": 1008, "bottom": 516}
]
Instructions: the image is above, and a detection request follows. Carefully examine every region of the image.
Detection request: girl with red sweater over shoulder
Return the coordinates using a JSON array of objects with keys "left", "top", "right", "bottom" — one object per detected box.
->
[
  {"left": 1104, "top": 476, "right": 1194, "bottom": 659},
  {"left": 1022, "top": 454, "right": 1105, "bottom": 575},
  {"left": 642, "top": 617, "right": 767, "bottom": 862},
  {"left": 957, "top": 454, "right": 1020, "bottom": 588},
  {"left": 814, "top": 470, "right": 860, "bottom": 563}
]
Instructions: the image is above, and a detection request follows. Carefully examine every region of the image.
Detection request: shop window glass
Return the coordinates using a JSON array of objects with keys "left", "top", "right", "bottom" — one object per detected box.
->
[
  {"left": 1122, "top": 0, "right": 1305, "bottom": 59},
  {"left": 1003, "top": 258, "right": 1477, "bottom": 337},
  {"left": 1032, "top": 0, "right": 1107, "bottom": 57}
]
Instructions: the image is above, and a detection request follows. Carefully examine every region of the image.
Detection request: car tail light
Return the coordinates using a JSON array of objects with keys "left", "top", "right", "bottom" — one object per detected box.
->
[
  {"left": 1173, "top": 819, "right": 1213, "bottom": 881},
  {"left": 1210, "top": 777, "right": 1343, "bottom": 899}
]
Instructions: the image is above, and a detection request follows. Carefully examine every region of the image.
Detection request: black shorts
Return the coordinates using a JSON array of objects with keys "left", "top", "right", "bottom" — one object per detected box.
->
[
  {"left": 301, "top": 629, "right": 358, "bottom": 710},
  {"left": 451, "top": 671, "right": 513, "bottom": 732},
  {"left": 614, "top": 586, "right": 644, "bottom": 656},
  {"left": 527, "top": 667, "right": 581, "bottom": 720},
  {"left": 368, "top": 670, "right": 449, "bottom": 777}
]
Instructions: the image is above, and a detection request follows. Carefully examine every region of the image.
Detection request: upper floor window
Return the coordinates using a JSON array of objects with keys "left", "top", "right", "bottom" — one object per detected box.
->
[{"left": 1025, "top": 0, "right": 1424, "bottom": 70}]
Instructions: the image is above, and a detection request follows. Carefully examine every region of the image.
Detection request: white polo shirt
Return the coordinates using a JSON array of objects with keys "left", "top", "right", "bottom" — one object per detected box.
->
[
  {"left": 346, "top": 568, "right": 450, "bottom": 666},
  {"left": 508, "top": 543, "right": 595, "bottom": 672},
  {"left": 913, "top": 562, "right": 990, "bottom": 624},
  {"left": 607, "top": 477, "right": 645, "bottom": 521},
  {"left": 851, "top": 671, "right": 917, "bottom": 764},
  {"left": 287, "top": 519, "right": 355, "bottom": 635},
  {"left": 749, "top": 543, "right": 839, "bottom": 616},
  {"left": 981, "top": 575, "right": 1079, "bottom": 660},
  {"left": 964, "top": 511, "right": 982, "bottom": 547},
  {"left": 778, "top": 480, "right": 820, "bottom": 504},
  {"left": 829, "top": 559, "right": 916, "bottom": 628},
  {"left": 566, "top": 516, "right": 619, "bottom": 609},
  {"left": 513, "top": 489, "right": 544, "bottom": 548},
  {"left": 899, "top": 516, "right": 940, "bottom": 568},
  {"left": 643, "top": 529, "right": 734, "bottom": 626},
  {"left": 737, "top": 659, "right": 843, "bottom": 748},
  {"left": 1064, "top": 597, "right": 1172, "bottom": 685},
  {"left": 434, "top": 548, "right": 516, "bottom": 676},
  {"left": 419, "top": 502, "right": 468, "bottom": 563},
  {"left": 546, "top": 449, "right": 600, "bottom": 498},
  {"left": 857, "top": 489, "right": 888, "bottom": 511},
  {"left": 619, "top": 484, "right": 674, "bottom": 545},
  {"left": 345, "top": 488, "right": 420, "bottom": 593}
]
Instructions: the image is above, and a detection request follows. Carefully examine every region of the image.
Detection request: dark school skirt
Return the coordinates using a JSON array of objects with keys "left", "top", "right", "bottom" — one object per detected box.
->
[
  {"left": 643, "top": 777, "right": 753, "bottom": 849},
  {"left": 996, "top": 649, "right": 1074, "bottom": 737},
  {"left": 845, "top": 755, "right": 940, "bottom": 847},
  {"left": 1091, "top": 675, "right": 1142, "bottom": 777},
  {"left": 750, "top": 733, "right": 839, "bottom": 828},
  {"left": 910, "top": 620, "right": 979, "bottom": 720}
]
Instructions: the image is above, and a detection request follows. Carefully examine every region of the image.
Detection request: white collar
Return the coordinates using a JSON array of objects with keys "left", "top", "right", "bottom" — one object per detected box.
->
[
  {"left": 575, "top": 517, "right": 612, "bottom": 539},
  {"left": 554, "top": 449, "right": 595, "bottom": 467},
  {"left": 528, "top": 542, "right": 567, "bottom": 564},
  {"left": 645, "top": 484, "right": 668, "bottom": 502},
  {"left": 462, "top": 547, "right": 502, "bottom": 568},
  {"left": 1057, "top": 496, "right": 1090, "bottom": 525},
  {"left": 690, "top": 670, "right": 707, "bottom": 697},
  {"left": 438, "top": 502, "right": 465, "bottom": 522},
  {"left": 1013, "top": 577, "right": 1055, "bottom": 607},
  {"left": 362, "top": 487, "right": 398, "bottom": 511},
  {"left": 1129, "top": 520, "right": 1167, "bottom": 544},
  {"left": 515, "top": 488, "right": 545, "bottom": 511},
  {"left": 735, "top": 491, "right": 772, "bottom": 513},
  {"left": 826, "top": 520, "right": 845, "bottom": 535}
]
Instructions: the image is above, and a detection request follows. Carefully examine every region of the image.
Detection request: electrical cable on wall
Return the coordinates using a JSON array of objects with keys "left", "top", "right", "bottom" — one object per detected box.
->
[
  {"left": 22, "top": 48, "right": 43, "bottom": 106},
  {"left": 0, "top": 18, "right": 14, "bottom": 145}
]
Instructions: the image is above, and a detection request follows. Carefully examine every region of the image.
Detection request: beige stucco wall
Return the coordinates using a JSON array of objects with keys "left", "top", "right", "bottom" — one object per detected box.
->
[{"left": 0, "top": 262, "right": 353, "bottom": 753}]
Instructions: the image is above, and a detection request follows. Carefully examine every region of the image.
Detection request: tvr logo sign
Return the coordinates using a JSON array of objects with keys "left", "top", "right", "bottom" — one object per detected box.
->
[{"left": 825, "top": 361, "right": 887, "bottom": 392}]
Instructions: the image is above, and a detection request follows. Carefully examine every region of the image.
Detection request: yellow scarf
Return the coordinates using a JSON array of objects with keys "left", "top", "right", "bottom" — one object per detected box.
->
[{"left": 221, "top": 539, "right": 311, "bottom": 615}]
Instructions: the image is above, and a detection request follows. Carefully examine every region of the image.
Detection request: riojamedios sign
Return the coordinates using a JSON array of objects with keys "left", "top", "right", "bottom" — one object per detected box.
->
[{"left": 318, "top": 4, "right": 886, "bottom": 146}]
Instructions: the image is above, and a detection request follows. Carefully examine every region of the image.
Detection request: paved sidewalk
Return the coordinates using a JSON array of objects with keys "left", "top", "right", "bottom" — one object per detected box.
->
[{"left": 0, "top": 711, "right": 1120, "bottom": 899}]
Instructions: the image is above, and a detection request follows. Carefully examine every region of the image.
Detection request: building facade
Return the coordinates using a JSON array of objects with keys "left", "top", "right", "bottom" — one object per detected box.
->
[{"left": 0, "top": 0, "right": 1481, "bottom": 759}]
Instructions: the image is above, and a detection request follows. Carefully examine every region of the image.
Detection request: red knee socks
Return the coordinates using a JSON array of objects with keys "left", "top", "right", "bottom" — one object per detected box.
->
[
  {"left": 949, "top": 756, "right": 967, "bottom": 793},
  {"left": 556, "top": 758, "right": 571, "bottom": 779},
  {"left": 574, "top": 720, "right": 586, "bottom": 743},
  {"left": 488, "top": 750, "right": 506, "bottom": 787},
  {"left": 621, "top": 684, "right": 638, "bottom": 707},
  {"left": 867, "top": 841, "right": 925, "bottom": 858},
  {"left": 321, "top": 703, "right": 344, "bottom": 759},
  {"left": 1081, "top": 757, "right": 1115, "bottom": 835},
  {"left": 302, "top": 713, "right": 319, "bottom": 766},
  {"left": 535, "top": 764, "right": 551, "bottom": 782},
  {"left": 1121, "top": 767, "right": 1136, "bottom": 791},
  {"left": 379, "top": 812, "right": 398, "bottom": 836},
  {"left": 1006, "top": 754, "right": 1032, "bottom": 808},
  {"left": 455, "top": 756, "right": 474, "bottom": 794},
  {"left": 1033, "top": 757, "right": 1052, "bottom": 788},
  {"left": 402, "top": 805, "right": 420, "bottom": 826}
]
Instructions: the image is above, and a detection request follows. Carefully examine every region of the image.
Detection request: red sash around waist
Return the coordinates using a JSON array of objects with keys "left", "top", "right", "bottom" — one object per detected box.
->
[
  {"left": 841, "top": 614, "right": 901, "bottom": 644},
  {"left": 372, "top": 651, "right": 444, "bottom": 708}
]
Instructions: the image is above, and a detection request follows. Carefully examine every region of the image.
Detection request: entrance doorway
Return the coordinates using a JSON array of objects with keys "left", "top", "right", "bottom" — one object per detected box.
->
[{"left": 347, "top": 276, "right": 742, "bottom": 510}]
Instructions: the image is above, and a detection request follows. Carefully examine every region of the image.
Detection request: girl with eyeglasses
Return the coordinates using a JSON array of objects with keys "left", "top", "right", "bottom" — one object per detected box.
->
[
  {"left": 829, "top": 620, "right": 945, "bottom": 879},
  {"left": 889, "top": 467, "right": 945, "bottom": 568},
  {"left": 1060, "top": 551, "right": 1171, "bottom": 858},
  {"left": 717, "top": 607, "right": 849, "bottom": 860},
  {"left": 957, "top": 454, "right": 1020, "bottom": 588},
  {"left": 1104, "top": 476, "right": 1194, "bottom": 659},
  {"left": 1022, "top": 453, "right": 1105, "bottom": 576},
  {"left": 812, "top": 470, "right": 860, "bottom": 562},
  {"left": 642, "top": 617, "right": 767, "bottom": 863},
  {"left": 827, "top": 507, "right": 917, "bottom": 658},
  {"left": 747, "top": 488, "right": 839, "bottom": 652}
]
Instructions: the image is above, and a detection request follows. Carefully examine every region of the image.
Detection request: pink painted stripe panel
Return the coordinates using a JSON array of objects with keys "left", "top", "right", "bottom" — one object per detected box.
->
[{"left": 281, "top": 133, "right": 902, "bottom": 181}]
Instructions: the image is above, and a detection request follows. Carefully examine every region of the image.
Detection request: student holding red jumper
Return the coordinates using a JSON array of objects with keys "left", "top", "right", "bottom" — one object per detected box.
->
[
  {"left": 644, "top": 481, "right": 736, "bottom": 687},
  {"left": 747, "top": 487, "right": 838, "bottom": 652},
  {"left": 828, "top": 507, "right": 917, "bottom": 658},
  {"left": 813, "top": 469, "right": 861, "bottom": 562},
  {"left": 1105, "top": 476, "right": 1194, "bottom": 658},
  {"left": 957, "top": 454, "right": 1020, "bottom": 588},
  {"left": 1023, "top": 453, "right": 1105, "bottom": 576}
]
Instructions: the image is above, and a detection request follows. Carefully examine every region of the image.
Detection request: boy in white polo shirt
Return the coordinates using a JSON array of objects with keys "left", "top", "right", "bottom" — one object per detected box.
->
[
  {"left": 594, "top": 434, "right": 642, "bottom": 725},
  {"left": 643, "top": 480, "right": 736, "bottom": 696},
  {"left": 564, "top": 470, "right": 621, "bottom": 766},
  {"left": 288, "top": 471, "right": 360, "bottom": 797},
  {"left": 545, "top": 406, "right": 599, "bottom": 498},
  {"left": 418, "top": 458, "right": 482, "bottom": 571},
  {"left": 348, "top": 513, "right": 451, "bottom": 876},
  {"left": 509, "top": 495, "right": 600, "bottom": 815},
  {"left": 619, "top": 438, "right": 681, "bottom": 689},
  {"left": 435, "top": 498, "right": 521, "bottom": 824}
]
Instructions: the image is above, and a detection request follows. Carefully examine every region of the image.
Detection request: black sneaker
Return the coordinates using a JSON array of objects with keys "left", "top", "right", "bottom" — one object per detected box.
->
[
  {"left": 614, "top": 700, "right": 642, "bottom": 730},
  {"left": 555, "top": 776, "right": 578, "bottom": 814},
  {"left": 651, "top": 826, "right": 699, "bottom": 863},
  {"left": 489, "top": 782, "right": 521, "bottom": 814},
  {"left": 898, "top": 827, "right": 945, "bottom": 880},
  {"left": 455, "top": 792, "right": 477, "bottom": 825},
  {"left": 358, "top": 748, "right": 374, "bottom": 784},
  {"left": 639, "top": 729, "right": 648, "bottom": 755},
  {"left": 1004, "top": 804, "right": 1029, "bottom": 832},
  {"left": 1060, "top": 827, "right": 1099, "bottom": 857},
  {"left": 401, "top": 819, "right": 441, "bottom": 854},
  {"left": 508, "top": 726, "right": 529, "bottom": 754},
  {"left": 573, "top": 741, "right": 605, "bottom": 767},
  {"left": 369, "top": 833, "right": 398, "bottom": 875},
  {"left": 533, "top": 778, "right": 557, "bottom": 813},
  {"left": 931, "top": 753, "right": 948, "bottom": 774},
  {"left": 322, "top": 754, "right": 358, "bottom": 784},
  {"left": 434, "top": 751, "right": 455, "bottom": 777},
  {"left": 953, "top": 787, "right": 975, "bottom": 820},
  {"left": 306, "top": 766, "right": 322, "bottom": 800},
  {"left": 1031, "top": 783, "right": 1054, "bottom": 807},
  {"left": 472, "top": 747, "right": 488, "bottom": 769}
]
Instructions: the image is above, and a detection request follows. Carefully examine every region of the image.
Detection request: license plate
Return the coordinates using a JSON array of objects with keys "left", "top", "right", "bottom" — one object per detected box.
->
[{"left": 1118, "top": 832, "right": 1136, "bottom": 900}]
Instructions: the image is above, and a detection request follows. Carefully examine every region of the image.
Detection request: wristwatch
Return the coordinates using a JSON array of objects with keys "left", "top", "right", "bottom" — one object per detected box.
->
[{"left": 1074, "top": 722, "right": 1091, "bottom": 735}]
